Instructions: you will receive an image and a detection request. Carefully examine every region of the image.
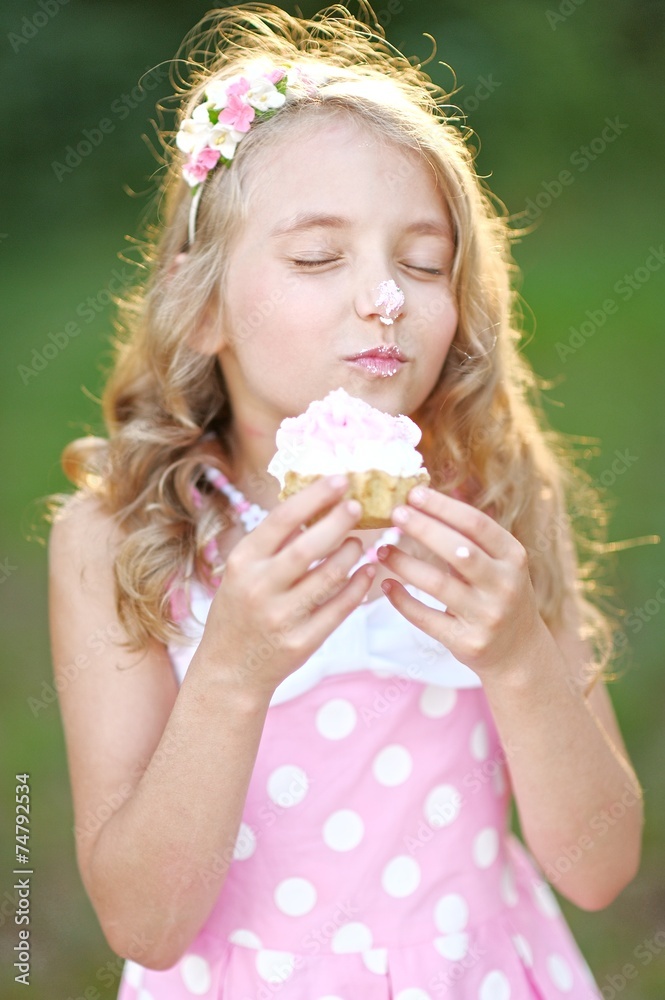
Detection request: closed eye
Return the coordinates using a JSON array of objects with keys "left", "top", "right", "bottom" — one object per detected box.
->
[
  {"left": 291, "top": 258, "right": 443, "bottom": 274},
  {"left": 291, "top": 258, "right": 340, "bottom": 268}
]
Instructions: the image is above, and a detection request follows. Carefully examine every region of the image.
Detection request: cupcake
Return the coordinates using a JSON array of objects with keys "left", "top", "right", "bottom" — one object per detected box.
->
[{"left": 267, "top": 387, "right": 430, "bottom": 528}]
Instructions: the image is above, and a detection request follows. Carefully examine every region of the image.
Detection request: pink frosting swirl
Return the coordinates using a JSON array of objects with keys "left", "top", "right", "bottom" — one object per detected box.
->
[{"left": 277, "top": 388, "right": 421, "bottom": 449}]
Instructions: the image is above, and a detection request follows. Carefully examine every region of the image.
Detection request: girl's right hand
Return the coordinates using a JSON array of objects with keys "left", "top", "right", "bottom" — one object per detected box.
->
[{"left": 198, "top": 475, "right": 375, "bottom": 700}]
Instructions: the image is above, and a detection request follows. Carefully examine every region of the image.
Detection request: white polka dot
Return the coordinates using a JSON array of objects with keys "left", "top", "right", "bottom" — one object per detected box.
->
[
  {"left": 433, "top": 893, "right": 469, "bottom": 933},
  {"left": 434, "top": 932, "right": 469, "bottom": 960},
  {"left": 420, "top": 684, "right": 457, "bottom": 718},
  {"left": 179, "top": 955, "right": 212, "bottom": 994},
  {"left": 256, "top": 948, "right": 296, "bottom": 983},
  {"left": 424, "top": 783, "right": 462, "bottom": 828},
  {"left": 137, "top": 990, "right": 154, "bottom": 1000},
  {"left": 331, "top": 921, "right": 373, "bottom": 953},
  {"left": 478, "top": 969, "right": 511, "bottom": 999},
  {"left": 500, "top": 863, "right": 518, "bottom": 906},
  {"left": 395, "top": 989, "right": 433, "bottom": 1000},
  {"left": 470, "top": 720, "right": 489, "bottom": 760},
  {"left": 532, "top": 878, "right": 561, "bottom": 918},
  {"left": 382, "top": 855, "right": 421, "bottom": 897},
  {"left": 373, "top": 744, "right": 413, "bottom": 786},
  {"left": 323, "top": 809, "right": 365, "bottom": 851},
  {"left": 233, "top": 822, "right": 257, "bottom": 860},
  {"left": 228, "top": 928, "right": 262, "bottom": 949},
  {"left": 363, "top": 947, "right": 388, "bottom": 974},
  {"left": 316, "top": 698, "right": 357, "bottom": 739},
  {"left": 547, "top": 953, "right": 574, "bottom": 992},
  {"left": 124, "top": 961, "right": 144, "bottom": 987},
  {"left": 473, "top": 827, "right": 499, "bottom": 868},
  {"left": 492, "top": 764, "right": 506, "bottom": 797},
  {"left": 512, "top": 933, "right": 532, "bottom": 967},
  {"left": 267, "top": 764, "right": 309, "bottom": 807},
  {"left": 274, "top": 876, "right": 317, "bottom": 916}
]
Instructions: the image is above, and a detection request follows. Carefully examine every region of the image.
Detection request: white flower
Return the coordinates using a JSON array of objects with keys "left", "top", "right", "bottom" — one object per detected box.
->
[
  {"left": 175, "top": 117, "right": 213, "bottom": 155},
  {"left": 246, "top": 77, "right": 286, "bottom": 112},
  {"left": 208, "top": 121, "right": 245, "bottom": 160},
  {"left": 205, "top": 75, "right": 239, "bottom": 109}
]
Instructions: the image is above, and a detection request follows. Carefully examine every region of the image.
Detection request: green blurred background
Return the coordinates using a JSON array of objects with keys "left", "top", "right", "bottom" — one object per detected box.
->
[{"left": 1, "top": 0, "right": 664, "bottom": 996}]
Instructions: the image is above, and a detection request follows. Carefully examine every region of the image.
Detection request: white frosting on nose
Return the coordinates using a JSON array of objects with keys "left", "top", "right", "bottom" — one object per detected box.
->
[{"left": 375, "top": 279, "right": 404, "bottom": 325}]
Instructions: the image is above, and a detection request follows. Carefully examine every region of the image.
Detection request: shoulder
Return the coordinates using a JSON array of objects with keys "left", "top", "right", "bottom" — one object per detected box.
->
[{"left": 48, "top": 492, "right": 126, "bottom": 588}]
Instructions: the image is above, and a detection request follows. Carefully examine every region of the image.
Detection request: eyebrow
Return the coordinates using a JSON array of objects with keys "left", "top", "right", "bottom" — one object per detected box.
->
[{"left": 270, "top": 212, "right": 452, "bottom": 241}]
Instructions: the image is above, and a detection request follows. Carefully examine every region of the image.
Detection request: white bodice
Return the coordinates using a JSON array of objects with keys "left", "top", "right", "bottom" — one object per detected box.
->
[{"left": 168, "top": 579, "right": 482, "bottom": 706}]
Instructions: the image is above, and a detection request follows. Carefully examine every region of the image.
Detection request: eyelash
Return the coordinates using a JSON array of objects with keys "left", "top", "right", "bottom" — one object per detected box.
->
[{"left": 291, "top": 258, "right": 443, "bottom": 275}]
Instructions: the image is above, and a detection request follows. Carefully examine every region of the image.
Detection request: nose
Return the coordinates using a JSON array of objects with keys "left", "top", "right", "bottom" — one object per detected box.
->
[{"left": 354, "top": 273, "right": 404, "bottom": 326}]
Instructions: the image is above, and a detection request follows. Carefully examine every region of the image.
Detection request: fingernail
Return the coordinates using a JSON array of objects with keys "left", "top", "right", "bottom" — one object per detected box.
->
[
  {"left": 393, "top": 506, "right": 411, "bottom": 524},
  {"left": 409, "top": 486, "right": 427, "bottom": 505},
  {"left": 376, "top": 545, "right": 390, "bottom": 561},
  {"left": 328, "top": 475, "right": 348, "bottom": 489},
  {"left": 345, "top": 499, "right": 362, "bottom": 516}
]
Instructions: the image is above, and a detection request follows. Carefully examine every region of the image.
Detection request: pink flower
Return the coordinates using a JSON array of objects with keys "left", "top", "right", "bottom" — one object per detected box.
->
[
  {"left": 218, "top": 91, "right": 256, "bottom": 133},
  {"left": 182, "top": 146, "right": 222, "bottom": 186},
  {"left": 226, "top": 76, "right": 250, "bottom": 99},
  {"left": 266, "top": 68, "right": 286, "bottom": 84}
]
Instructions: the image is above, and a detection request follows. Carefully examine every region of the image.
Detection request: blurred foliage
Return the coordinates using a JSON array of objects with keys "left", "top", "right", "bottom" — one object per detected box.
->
[{"left": 1, "top": 0, "right": 663, "bottom": 997}]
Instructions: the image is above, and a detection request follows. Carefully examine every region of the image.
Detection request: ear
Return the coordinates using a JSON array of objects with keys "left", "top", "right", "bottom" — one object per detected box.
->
[{"left": 168, "top": 252, "right": 228, "bottom": 356}]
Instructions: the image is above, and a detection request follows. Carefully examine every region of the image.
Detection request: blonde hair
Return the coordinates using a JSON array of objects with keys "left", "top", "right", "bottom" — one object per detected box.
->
[{"left": 44, "top": 2, "right": 636, "bottom": 691}]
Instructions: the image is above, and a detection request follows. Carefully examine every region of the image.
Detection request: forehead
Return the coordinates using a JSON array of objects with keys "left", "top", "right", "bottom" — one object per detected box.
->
[{"left": 240, "top": 113, "right": 453, "bottom": 237}]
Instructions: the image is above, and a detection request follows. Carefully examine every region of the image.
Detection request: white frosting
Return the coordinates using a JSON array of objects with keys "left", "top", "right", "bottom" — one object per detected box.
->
[{"left": 267, "top": 387, "right": 427, "bottom": 489}]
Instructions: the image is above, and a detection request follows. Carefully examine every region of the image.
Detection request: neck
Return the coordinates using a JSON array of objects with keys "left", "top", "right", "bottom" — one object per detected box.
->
[{"left": 224, "top": 416, "right": 281, "bottom": 511}]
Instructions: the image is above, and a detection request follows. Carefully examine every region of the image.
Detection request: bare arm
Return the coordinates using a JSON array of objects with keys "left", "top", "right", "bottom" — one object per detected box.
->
[
  {"left": 379, "top": 485, "right": 644, "bottom": 910},
  {"left": 478, "top": 540, "right": 644, "bottom": 911},
  {"left": 49, "top": 477, "right": 372, "bottom": 969}
]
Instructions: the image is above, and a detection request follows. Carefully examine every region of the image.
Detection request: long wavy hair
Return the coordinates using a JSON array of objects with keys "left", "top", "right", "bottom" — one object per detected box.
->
[{"left": 44, "top": 2, "right": 633, "bottom": 691}]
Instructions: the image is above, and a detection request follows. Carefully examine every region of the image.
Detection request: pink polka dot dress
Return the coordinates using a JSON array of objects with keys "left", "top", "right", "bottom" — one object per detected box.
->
[{"left": 116, "top": 468, "right": 603, "bottom": 1000}]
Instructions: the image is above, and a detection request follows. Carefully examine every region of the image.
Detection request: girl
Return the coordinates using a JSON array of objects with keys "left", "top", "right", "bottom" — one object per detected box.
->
[{"left": 47, "top": 4, "right": 644, "bottom": 998}]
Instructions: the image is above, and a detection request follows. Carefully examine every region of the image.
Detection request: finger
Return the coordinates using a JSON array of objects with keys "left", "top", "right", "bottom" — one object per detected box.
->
[
  {"left": 268, "top": 496, "right": 364, "bottom": 591},
  {"left": 376, "top": 544, "right": 472, "bottom": 617},
  {"left": 295, "top": 562, "right": 376, "bottom": 647},
  {"left": 380, "top": 578, "right": 459, "bottom": 645},
  {"left": 391, "top": 505, "right": 496, "bottom": 586},
  {"left": 246, "top": 475, "right": 351, "bottom": 557},
  {"left": 406, "top": 486, "right": 508, "bottom": 559},
  {"left": 287, "top": 536, "right": 364, "bottom": 614}
]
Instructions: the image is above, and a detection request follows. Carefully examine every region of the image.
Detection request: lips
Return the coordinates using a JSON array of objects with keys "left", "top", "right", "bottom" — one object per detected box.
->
[
  {"left": 345, "top": 345, "right": 407, "bottom": 362},
  {"left": 344, "top": 344, "right": 408, "bottom": 378}
]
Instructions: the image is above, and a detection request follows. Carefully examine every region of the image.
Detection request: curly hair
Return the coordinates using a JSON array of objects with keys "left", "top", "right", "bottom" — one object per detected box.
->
[{"left": 44, "top": 2, "right": 630, "bottom": 692}]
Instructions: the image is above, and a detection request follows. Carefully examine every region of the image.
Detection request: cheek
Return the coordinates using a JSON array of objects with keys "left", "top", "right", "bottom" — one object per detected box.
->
[{"left": 404, "top": 291, "right": 458, "bottom": 360}]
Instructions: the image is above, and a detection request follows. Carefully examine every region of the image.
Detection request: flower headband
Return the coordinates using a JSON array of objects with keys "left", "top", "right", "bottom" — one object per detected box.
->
[{"left": 176, "top": 60, "right": 329, "bottom": 246}]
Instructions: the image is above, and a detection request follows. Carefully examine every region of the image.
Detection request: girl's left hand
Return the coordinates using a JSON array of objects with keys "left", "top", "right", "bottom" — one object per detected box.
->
[{"left": 377, "top": 485, "right": 549, "bottom": 681}]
